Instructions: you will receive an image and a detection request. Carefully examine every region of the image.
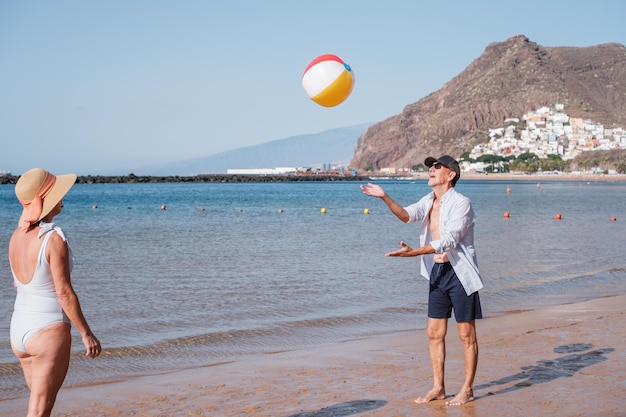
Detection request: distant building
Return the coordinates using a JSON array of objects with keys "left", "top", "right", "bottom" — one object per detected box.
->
[{"left": 226, "top": 167, "right": 300, "bottom": 175}]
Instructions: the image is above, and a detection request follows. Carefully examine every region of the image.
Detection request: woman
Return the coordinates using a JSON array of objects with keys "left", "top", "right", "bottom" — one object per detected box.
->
[{"left": 9, "top": 168, "right": 101, "bottom": 417}]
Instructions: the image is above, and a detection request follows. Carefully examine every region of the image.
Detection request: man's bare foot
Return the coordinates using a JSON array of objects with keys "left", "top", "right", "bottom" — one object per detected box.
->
[
  {"left": 445, "top": 389, "right": 474, "bottom": 406},
  {"left": 414, "top": 388, "right": 446, "bottom": 404}
]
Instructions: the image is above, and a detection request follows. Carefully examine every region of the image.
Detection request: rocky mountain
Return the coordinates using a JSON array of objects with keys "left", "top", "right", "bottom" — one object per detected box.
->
[
  {"left": 135, "top": 124, "right": 371, "bottom": 175},
  {"left": 350, "top": 35, "right": 626, "bottom": 170}
]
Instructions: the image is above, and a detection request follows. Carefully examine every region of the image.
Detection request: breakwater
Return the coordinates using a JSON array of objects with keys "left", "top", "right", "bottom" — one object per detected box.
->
[{"left": 0, "top": 173, "right": 371, "bottom": 185}]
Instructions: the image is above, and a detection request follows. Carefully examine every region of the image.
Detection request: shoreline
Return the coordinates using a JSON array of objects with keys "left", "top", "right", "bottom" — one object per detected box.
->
[{"left": 1, "top": 293, "right": 624, "bottom": 416}]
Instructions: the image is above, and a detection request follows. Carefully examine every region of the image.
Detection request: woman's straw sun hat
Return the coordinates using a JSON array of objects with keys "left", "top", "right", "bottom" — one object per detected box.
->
[{"left": 15, "top": 168, "right": 77, "bottom": 227}]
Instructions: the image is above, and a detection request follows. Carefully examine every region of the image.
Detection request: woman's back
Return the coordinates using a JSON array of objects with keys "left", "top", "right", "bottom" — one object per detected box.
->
[{"left": 10, "top": 224, "right": 70, "bottom": 353}]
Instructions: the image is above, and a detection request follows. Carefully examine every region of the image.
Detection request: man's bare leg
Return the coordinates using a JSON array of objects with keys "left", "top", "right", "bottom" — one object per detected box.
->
[
  {"left": 446, "top": 320, "right": 478, "bottom": 406},
  {"left": 415, "top": 318, "right": 448, "bottom": 403}
]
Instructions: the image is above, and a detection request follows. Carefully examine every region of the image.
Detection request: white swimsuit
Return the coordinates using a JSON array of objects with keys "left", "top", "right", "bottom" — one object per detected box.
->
[{"left": 10, "top": 222, "right": 72, "bottom": 353}]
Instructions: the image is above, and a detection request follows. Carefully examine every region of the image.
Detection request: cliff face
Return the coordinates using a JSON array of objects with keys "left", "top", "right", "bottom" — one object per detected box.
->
[{"left": 350, "top": 35, "right": 626, "bottom": 170}]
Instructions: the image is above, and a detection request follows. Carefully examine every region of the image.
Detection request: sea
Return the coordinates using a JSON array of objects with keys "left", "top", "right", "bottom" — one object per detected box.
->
[{"left": 1, "top": 178, "right": 625, "bottom": 401}]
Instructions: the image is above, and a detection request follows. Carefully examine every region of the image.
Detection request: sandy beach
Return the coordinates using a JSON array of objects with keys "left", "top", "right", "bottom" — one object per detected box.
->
[{"left": 1, "top": 294, "right": 623, "bottom": 417}]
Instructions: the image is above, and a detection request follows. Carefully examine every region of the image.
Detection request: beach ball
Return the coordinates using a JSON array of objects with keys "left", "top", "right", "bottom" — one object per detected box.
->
[{"left": 302, "top": 54, "right": 354, "bottom": 107}]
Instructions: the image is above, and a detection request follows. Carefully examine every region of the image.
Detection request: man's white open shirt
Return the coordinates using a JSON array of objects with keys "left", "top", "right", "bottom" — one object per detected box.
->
[{"left": 404, "top": 187, "right": 484, "bottom": 295}]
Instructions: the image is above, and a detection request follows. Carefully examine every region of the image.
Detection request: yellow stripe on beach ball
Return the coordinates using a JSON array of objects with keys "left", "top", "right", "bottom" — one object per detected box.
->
[{"left": 311, "top": 69, "right": 354, "bottom": 107}]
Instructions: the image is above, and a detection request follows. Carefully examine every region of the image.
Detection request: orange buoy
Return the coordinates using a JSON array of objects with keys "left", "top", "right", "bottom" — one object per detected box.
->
[
  {"left": 503, "top": 211, "right": 510, "bottom": 218},
  {"left": 555, "top": 213, "right": 562, "bottom": 220}
]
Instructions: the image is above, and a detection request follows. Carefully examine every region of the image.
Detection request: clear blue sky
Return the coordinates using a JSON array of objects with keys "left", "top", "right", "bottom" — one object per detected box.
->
[{"left": 1, "top": 0, "right": 624, "bottom": 175}]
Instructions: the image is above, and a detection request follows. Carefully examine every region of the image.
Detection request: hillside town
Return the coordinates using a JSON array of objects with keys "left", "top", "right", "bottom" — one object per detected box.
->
[
  {"left": 227, "top": 104, "right": 626, "bottom": 177},
  {"left": 465, "top": 104, "right": 626, "bottom": 172}
]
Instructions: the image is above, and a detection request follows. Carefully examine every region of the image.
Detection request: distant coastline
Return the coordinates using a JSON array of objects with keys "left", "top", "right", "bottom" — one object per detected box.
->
[
  {"left": 1, "top": 172, "right": 625, "bottom": 185},
  {"left": 0, "top": 173, "right": 372, "bottom": 185},
  {"left": 368, "top": 172, "right": 626, "bottom": 183},
  {"left": 450, "top": 172, "right": 626, "bottom": 183}
]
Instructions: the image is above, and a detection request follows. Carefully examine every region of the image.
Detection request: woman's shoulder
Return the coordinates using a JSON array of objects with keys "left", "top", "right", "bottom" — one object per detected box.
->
[{"left": 39, "top": 222, "right": 69, "bottom": 242}]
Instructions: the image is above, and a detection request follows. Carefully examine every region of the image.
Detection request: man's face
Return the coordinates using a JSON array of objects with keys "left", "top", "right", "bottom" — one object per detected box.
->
[{"left": 428, "top": 162, "right": 453, "bottom": 187}]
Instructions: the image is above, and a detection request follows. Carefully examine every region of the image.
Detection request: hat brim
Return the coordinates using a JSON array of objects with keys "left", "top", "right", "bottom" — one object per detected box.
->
[
  {"left": 19, "top": 173, "right": 77, "bottom": 224},
  {"left": 424, "top": 157, "right": 438, "bottom": 167}
]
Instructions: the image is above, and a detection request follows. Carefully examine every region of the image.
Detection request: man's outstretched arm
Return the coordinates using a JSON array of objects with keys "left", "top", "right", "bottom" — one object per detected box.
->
[{"left": 360, "top": 183, "right": 410, "bottom": 223}]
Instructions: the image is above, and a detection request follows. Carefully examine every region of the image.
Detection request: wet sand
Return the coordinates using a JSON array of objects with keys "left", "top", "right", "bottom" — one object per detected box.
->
[{"left": 1, "top": 294, "right": 624, "bottom": 417}]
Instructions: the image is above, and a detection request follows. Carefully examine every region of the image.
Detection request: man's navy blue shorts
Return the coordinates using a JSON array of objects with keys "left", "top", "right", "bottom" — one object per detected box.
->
[{"left": 428, "top": 262, "right": 482, "bottom": 322}]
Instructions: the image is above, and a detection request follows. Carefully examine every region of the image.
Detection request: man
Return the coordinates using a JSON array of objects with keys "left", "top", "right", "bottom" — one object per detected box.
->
[{"left": 360, "top": 155, "right": 483, "bottom": 406}]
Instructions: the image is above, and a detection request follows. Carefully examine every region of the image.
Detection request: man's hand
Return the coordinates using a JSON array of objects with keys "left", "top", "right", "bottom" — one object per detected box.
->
[
  {"left": 360, "top": 183, "right": 386, "bottom": 198},
  {"left": 386, "top": 241, "right": 418, "bottom": 257}
]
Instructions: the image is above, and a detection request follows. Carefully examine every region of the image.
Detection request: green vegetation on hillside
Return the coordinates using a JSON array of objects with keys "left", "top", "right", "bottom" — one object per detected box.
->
[{"left": 459, "top": 149, "right": 626, "bottom": 174}]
